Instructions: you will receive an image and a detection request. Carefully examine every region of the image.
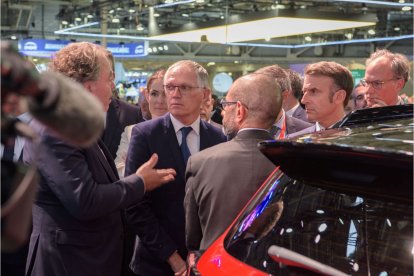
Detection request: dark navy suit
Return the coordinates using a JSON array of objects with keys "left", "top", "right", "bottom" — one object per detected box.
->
[
  {"left": 23, "top": 120, "right": 146, "bottom": 276},
  {"left": 125, "top": 113, "right": 226, "bottom": 276},
  {"left": 103, "top": 98, "right": 143, "bottom": 159}
]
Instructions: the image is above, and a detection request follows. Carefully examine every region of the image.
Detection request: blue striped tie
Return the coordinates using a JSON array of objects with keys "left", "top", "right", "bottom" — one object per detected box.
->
[{"left": 180, "top": 127, "right": 192, "bottom": 165}]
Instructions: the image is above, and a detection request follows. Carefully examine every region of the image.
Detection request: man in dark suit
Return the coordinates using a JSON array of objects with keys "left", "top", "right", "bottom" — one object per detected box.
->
[
  {"left": 290, "top": 61, "right": 354, "bottom": 137},
  {"left": 103, "top": 97, "right": 143, "bottom": 159},
  {"left": 185, "top": 73, "right": 281, "bottom": 251},
  {"left": 23, "top": 42, "right": 176, "bottom": 276},
  {"left": 102, "top": 50, "right": 144, "bottom": 159},
  {"left": 125, "top": 60, "right": 227, "bottom": 276},
  {"left": 255, "top": 65, "right": 313, "bottom": 139}
]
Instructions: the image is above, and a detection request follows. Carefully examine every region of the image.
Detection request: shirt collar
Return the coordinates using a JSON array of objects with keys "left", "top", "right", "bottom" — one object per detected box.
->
[
  {"left": 170, "top": 114, "right": 201, "bottom": 135},
  {"left": 285, "top": 103, "right": 299, "bottom": 117}
]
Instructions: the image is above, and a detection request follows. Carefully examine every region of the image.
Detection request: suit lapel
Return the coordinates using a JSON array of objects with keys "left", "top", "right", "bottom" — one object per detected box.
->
[
  {"left": 96, "top": 139, "right": 119, "bottom": 182},
  {"left": 200, "top": 120, "right": 213, "bottom": 150},
  {"left": 102, "top": 99, "right": 120, "bottom": 147},
  {"left": 164, "top": 116, "right": 186, "bottom": 178}
]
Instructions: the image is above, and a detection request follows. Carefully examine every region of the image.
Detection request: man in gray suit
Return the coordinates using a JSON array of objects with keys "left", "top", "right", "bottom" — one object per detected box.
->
[
  {"left": 285, "top": 69, "right": 308, "bottom": 122},
  {"left": 255, "top": 65, "right": 313, "bottom": 139},
  {"left": 184, "top": 73, "right": 281, "bottom": 252}
]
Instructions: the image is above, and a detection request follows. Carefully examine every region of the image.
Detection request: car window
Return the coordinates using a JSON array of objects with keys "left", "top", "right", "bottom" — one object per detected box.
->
[{"left": 224, "top": 169, "right": 413, "bottom": 275}]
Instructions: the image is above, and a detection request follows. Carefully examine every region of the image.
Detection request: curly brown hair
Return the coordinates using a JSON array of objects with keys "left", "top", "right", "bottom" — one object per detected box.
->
[{"left": 49, "top": 42, "right": 106, "bottom": 83}]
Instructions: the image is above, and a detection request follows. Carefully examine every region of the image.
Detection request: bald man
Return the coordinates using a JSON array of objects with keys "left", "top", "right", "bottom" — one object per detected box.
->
[{"left": 184, "top": 73, "right": 281, "bottom": 251}]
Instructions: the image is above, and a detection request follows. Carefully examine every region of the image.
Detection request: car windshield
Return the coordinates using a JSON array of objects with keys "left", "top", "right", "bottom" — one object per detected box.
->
[{"left": 224, "top": 168, "right": 413, "bottom": 275}]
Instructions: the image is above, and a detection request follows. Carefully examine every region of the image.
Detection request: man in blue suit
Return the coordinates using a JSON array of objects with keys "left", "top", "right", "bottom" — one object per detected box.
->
[
  {"left": 125, "top": 60, "right": 227, "bottom": 276},
  {"left": 23, "top": 42, "right": 176, "bottom": 276}
]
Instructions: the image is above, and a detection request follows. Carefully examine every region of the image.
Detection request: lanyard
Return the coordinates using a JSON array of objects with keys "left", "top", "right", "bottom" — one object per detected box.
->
[{"left": 277, "top": 118, "right": 287, "bottom": 139}]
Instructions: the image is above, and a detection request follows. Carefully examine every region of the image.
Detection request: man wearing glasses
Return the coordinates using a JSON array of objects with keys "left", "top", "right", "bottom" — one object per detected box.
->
[
  {"left": 362, "top": 49, "right": 410, "bottom": 108},
  {"left": 125, "top": 60, "right": 226, "bottom": 276}
]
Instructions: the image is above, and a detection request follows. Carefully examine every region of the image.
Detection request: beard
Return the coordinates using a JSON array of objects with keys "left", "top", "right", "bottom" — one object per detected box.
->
[{"left": 222, "top": 111, "right": 238, "bottom": 140}]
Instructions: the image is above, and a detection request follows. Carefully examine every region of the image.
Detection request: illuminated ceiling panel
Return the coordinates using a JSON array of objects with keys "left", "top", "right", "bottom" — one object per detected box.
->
[{"left": 150, "top": 17, "right": 376, "bottom": 43}]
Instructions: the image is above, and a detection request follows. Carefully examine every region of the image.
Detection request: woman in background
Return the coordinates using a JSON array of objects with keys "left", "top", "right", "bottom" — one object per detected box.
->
[{"left": 115, "top": 68, "right": 168, "bottom": 177}]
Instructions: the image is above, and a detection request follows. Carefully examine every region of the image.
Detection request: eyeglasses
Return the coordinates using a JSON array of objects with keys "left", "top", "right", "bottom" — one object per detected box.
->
[
  {"left": 360, "top": 78, "right": 400, "bottom": 90},
  {"left": 163, "top": 84, "right": 202, "bottom": 96},
  {"left": 219, "top": 99, "right": 238, "bottom": 109}
]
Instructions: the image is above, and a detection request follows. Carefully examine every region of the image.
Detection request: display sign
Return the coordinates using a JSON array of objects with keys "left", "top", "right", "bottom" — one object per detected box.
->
[{"left": 18, "top": 39, "right": 148, "bottom": 58}]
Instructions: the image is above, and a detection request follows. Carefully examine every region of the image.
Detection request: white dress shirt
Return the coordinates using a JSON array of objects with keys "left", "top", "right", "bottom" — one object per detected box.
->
[{"left": 170, "top": 114, "right": 201, "bottom": 155}]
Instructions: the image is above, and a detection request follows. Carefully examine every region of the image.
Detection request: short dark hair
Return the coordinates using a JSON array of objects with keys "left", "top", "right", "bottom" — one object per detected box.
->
[
  {"left": 285, "top": 69, "right": 303, "bottom": 100},
  {"left": 305, "top": 61, "right": 354, "bottom": 107}
]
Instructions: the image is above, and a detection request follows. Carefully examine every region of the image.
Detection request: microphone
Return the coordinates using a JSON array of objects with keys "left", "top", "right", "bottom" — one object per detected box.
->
[
  {"left": 26, "top": 71, "right": 105, "bottom": 147},
  {"left": 1, "top": 42, "right": 104, "bottom": 147}
]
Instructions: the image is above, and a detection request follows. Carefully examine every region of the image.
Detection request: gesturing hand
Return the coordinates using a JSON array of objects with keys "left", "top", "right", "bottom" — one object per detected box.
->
[{"left": 136, "top": 153, "right": 176, "bottom": 192}]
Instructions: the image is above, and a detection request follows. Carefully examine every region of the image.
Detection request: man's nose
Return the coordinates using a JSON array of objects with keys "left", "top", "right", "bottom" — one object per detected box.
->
[{"left": 301, "top": 93, "right": 308, "bottom": 105}]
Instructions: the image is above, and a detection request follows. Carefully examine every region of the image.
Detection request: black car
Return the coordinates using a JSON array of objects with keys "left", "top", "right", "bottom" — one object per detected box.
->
[{"left": 195, "top": 105, "right": 413, "bottom": 276}]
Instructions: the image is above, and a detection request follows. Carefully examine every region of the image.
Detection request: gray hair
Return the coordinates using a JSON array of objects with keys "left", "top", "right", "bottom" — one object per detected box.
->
[
  {"left": 166, "top": 60, "right": 210, "bottom": 88},
  {"left": 366, "top": 49, "right": 410, "bottom": 83}
]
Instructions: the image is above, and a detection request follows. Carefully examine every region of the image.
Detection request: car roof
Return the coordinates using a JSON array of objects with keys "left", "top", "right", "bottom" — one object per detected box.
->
[{"left": 259, "top": 105, "right": 413, "bottom": 203}]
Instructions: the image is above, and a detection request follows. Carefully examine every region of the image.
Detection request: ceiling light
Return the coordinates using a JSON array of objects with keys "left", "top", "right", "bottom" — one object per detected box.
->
[
  {"left": 87, "top": 14, "right": 94, "bottom": 19},
  {"left": 109, "top": 9, "right": 114, "bottom": 14},
  {"left": 165, "top": 0, "right": 174, "bottom": 3},
  {"left": 182, "top": 13, "right": 189, "bottom": 17},
  {"left": 402, "top": 6, "right": 412, "bottom": 11},
  {"left": 62, "top": 20, "right": 68, "bottom": 25},
  {"left": 150, "top": 11, "right": 376, "bottom": 43},
  {"left": 137, "top": 24, "right": 144, "bottom": 31},
  {"left": 234, "top": 60, "right": 239, "bottom": 64},
  {"left": 112, "top": 18, "right": 120, "bottom": 23},
  {"left": 11, "top": 35, "right": 17, "bottom": 40},
  {"left": 152, "top": 46, "right": 157, "bottom": 52},
  {"left": 69, "top": 24, "right": 74, "bottom": 27},
  {"left": 345, "top": 32, "right": 353, "bottom": 39},
  {"left": 129, "top": 9, "right": 135, "bottom": 13},
  {"left": 158, "top": 46, "right": 163, "bottom": 50},
  {"left": 148, "top": 48, "right": 152, "bottom": 53},
  {"left": 119, "top": 27, "right": 125, "bottom": 31},
  {"left": 304, "top": 36, "right": 312, "bottom": 42},
  {"left": 368, "top": 29, "right": 376, "bottom": 35},
  {"left": 195, "top": 0, "right": 205, "bottom": 3},
  {"left": 116, "top": 7, "right": 123, "bottom": 11},
  {"left": 154, "top": 13, "right": 160, "bottom": 17},
  {"left": 33, "top": 58, "right": 38, "bottom": 62},
  {"left": 394, "top": 26, "right": 401, "bottom": 31},
  {"left": 220, "top": 15, "right": 224, "bottom": 19},
  {"left": 163, "top": 45, "right": 169, "bottom": 50},
  {"left": 207, "top": 62, "right": 215, "bottom": 66},
  {"left": 398, "top": 0, "right": 405, "bottom": 2},
  {"left": 75, "top": 17, "right": 82, "bottom": 22}
]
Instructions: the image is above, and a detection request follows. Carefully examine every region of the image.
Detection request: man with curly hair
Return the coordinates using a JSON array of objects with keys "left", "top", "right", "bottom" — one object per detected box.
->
[{"left": 23, "top": 42, "right": 176, "bottom": 276}]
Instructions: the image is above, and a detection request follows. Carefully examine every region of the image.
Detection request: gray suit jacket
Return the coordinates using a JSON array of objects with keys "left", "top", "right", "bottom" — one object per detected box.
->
[
  {"left": 23, "top": 120, "right": 145, "bottom": 276},
  {"left": 184, "top": 129, "right": 276, "bottom": 251},
  {"left": 285, "top": 115, "right": 313, "bottom": 135},
  {"left": 291, "top": 105, "right": 308, "bottom": 122}
]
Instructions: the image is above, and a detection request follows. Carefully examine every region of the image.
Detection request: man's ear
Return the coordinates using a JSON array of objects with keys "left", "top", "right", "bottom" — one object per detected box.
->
[
  {"left": 395, "top": 78, "right": 405, "bottom": 91},
  {"left": 83, "top": 81, "right": 94, "bottom": 93},
  {"left": 281, "top": 90, "right": 289, "bottom": 100},
  {"left": 235, "top": 101, "right": 247, "bottom": 123},
  {"left": 334, "top": 89, "right": 346, "bottom": 105},
  {"left": 202, "top": 88, "right": 211, "bottom": 102}
]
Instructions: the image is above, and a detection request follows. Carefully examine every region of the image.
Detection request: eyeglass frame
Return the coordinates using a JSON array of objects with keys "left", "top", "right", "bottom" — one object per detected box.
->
[
  {"left": 163, "top": 84, "right": 203, "bottom": 96},
  {"left": 359, "top": 78, "right": 401, "bottom": 90},
  {"left": 219, "top": 99, "right": 238, "bottom": 109}
]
